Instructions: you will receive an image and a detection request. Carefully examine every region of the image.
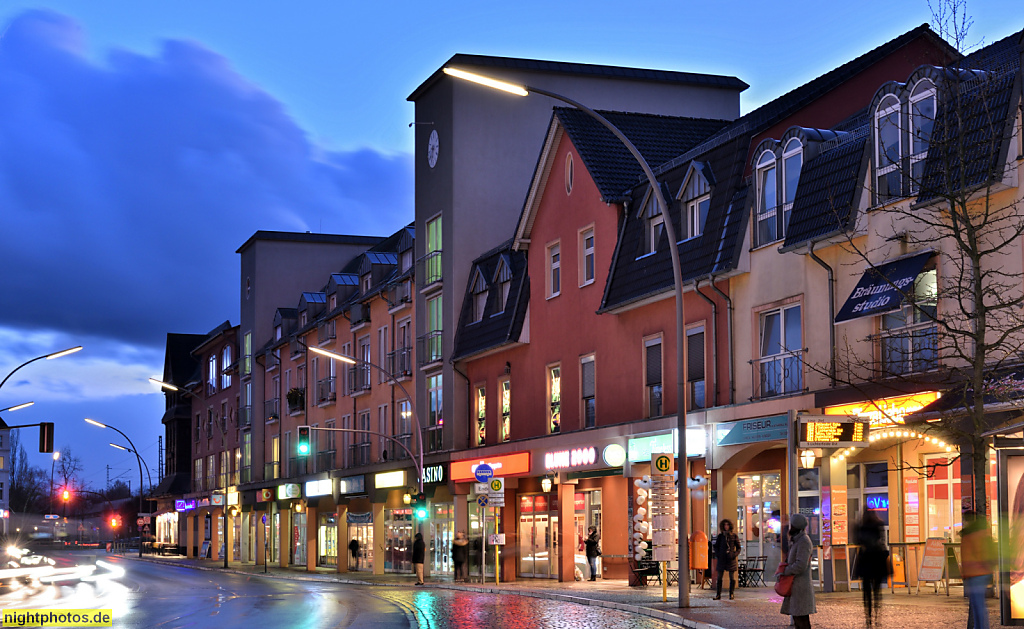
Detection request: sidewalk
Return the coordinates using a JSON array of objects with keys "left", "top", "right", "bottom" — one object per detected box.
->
[{"left": 121, "top": 553, "right": 997, "bottom": 629}]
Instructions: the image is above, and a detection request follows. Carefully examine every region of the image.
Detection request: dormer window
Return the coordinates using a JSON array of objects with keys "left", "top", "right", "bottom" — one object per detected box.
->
[
  {"left": 470, "top": 270, "right": 487, "bottom": 323},
  {"left": 909, "top": 80, "right": 936, "bottom": 190},
  {"left": 679, "top": 165, "right": 712, "bottom": 240},
  {"left": 782, "top": 138, "right": 803, "bottom": 229},
  {"left": 638, "top": 193, "right": 664, "bottom": 256},
  {"left": 494, "top": 257, "right": 513, "bottom": 312},
  {"left": 401, "top": 249, "right": 413, "bottom": 272},
  {"left": 875, "top": 94, "right": 902, "bottom": 202},
  {"left": 362, "top": 275, "right": 372, "bottom": 294},
  {"left": 754, "top": 151, "right": 778, "bottom": 246},
  {"left": 300, "top": 312, "right": 307, "bottom": 327},
  {"left": 330, "top": 295, "right": 337, "bottom": 310}
]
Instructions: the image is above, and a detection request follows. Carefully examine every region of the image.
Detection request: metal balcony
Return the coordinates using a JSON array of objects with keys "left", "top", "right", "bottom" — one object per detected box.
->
[
  {"left": 317, "top": 320, "right": 336, "bottom": 345},
  {"left": 347, "top": 366, "right": 371, "bottom": 394},
  {"left": 316, "top": 449, "right": 336, "bottom": 473},
  {"left": 417, "top": 331, "right": 443, "bottom": 367},
  {"left": 426, "top": 425, "right": 443, "bottom": 452},
  {"left": 387, "top": 347, "right": 413, "bottom": 379},
  {"left": 388, "top": 281, "right": 412, "bottom": 309},
  {"left": 316, "top": 377, "right": 337, "bottom": 405},
  {"left": 264, "top": 461, "right": 280, "bottom": 480},
  {"left": 349, "top": 442, "right": 371, "bottom": 467},
  {"left": 239, "top": 405, "right": 252, "bottom": 428},
  {"left": 751, "top": 349, "right": 805, "bottom": 400},
  {"left": 264, "top": 398, "right": 281, "bottom": 422},
  {"left": 417, "top": 250, "right": 443, "bottom": 288},
  {"left": 395, "top": 434, "right": 412, "bottom": 460},
  {"left": 286, "top": 389, "right": 305, "bottom": 415}
]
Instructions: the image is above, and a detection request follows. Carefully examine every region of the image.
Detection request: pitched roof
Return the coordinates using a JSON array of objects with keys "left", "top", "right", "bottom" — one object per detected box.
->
[
  {"left": 409, "top": 53, "right": 748, "bottom": 101},
  {"left": 452, "top": 241, "right": 530, "bottom": 361},
  {"left": 555, "top": 108, "right": 731, "bottom": 202}
]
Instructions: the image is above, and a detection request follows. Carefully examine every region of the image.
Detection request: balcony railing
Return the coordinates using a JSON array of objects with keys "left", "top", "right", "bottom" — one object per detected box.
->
[
  {"left": 388, "top": 281, "right": 412, "bottom": 309},
  {"left": 206, "top": 382, "right": 217, "bottom": 396},
  {"left": 192, "top": 477, "right": 204, "bottom": 492},
  {"left": 317, "top": 320, "right": 336, "bottom": 345},
  {"left": 350, "top": 303, "right": 370, "bottom": 327},
  {"left": 288, "top": 457, "right": 308, "bottom": 478},
  {"left": 316, "top": 377, "right": 337, "bottom": 405},
  {"left": 286, "top": 389, "right": 305, "bottom": 415},
  {"left": 239, "top": 465, "right": 251, "bottom": 484},
  {"left": 417, "top": 331, "right": 443, "bottom": 367},
  {"left": 206, "top": 475, "right": 216, "bottom": 492},
  {"left": 347, "top": 366, "right": 371, "bottom": 394},
  {"left": 417, "top": 250, "right": 443, "bottom": 288},
  {"left": 751, "top": 348, "right": 805, "bottom": 400},
  {"left": 876, "top": 322, "right": 938, "bottom": 376},
  {"left": 426, "top": 425, "right": 443, "bottom": 452},
  {"left": 349, "top": 442, "right": 371, "bottom": 467},
  {"left": 264, "top": 461, "right": 280, "bottom": 480},
  {"left": 388, "top": 347, "right": 413, "bottom": 379},
  {"left": 239, "top": 405, "right": 252, "bottom": 428},
  {"left": 395, "top": 434, "right": 412, "bottom": 460},
  {"left": 290, "top": 339, "right": 305, "bottom": 359},
  {"left": 265, "top": 350, "right": 280, "bottom": 371},
  {"left": 316, "top": 449, "right": 336, "bottom": 473},
  {"left": 264, "top": 398, "right": 281, "bottom": 422}
]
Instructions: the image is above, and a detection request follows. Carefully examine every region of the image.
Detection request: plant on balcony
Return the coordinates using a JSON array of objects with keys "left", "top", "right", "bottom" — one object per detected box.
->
[{"left": 286, "top": 387, "right": 305, "bottom": 413}]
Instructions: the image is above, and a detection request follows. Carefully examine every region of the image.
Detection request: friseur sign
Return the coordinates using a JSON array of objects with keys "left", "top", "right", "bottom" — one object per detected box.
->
[{"left": 716, "top": 415, "right": 789, "bottom": 446}]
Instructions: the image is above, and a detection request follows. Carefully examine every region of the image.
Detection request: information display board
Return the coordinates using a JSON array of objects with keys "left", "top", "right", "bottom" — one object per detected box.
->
[{"left": 799, "top": 416, "right": 869, "bottom": 447}]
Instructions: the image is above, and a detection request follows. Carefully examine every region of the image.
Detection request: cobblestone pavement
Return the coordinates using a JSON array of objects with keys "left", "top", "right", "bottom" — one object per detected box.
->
[{"left": 377, "top": 589, "right": 682, "bottom": 629}]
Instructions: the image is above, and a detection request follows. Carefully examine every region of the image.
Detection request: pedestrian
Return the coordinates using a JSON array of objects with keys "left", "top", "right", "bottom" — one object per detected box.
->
[
  {"left": 584, "top": 526, "right": 601, "bottom": 581},
  {"left": 853, "top": 510, "right": 888, "bottom": 626},
  {"left": 348, "top": 538, "right": 360, "bottom": 570},
  {"left": 713, "top": 519, "right": 741, "bottom": 600},
  {"left": 779, "top": 513, "right": 816, "bottom": 629},
  {"left": 412, "top": 532, "right": 426, "bottom": 585},
  {"left": 452, "top": 531, "right": 469, "bottom": 582},
  {"left": 960, "top": 511, "right": 996, "bottom": 629}
]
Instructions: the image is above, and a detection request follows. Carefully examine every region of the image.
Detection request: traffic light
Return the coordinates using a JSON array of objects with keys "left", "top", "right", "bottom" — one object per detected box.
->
[
  {"left": 297, "top": 425, "right": 310, "bottom": 457},
  {"left": 61, "top": 488, "right": 71, "bottom": 502},
  {"left": 412, "top": 493, "right": 428, "bottom": 520},
  {"left": 39, "top": 422, "right": 54, "bottom": 453},
  {"left": 109, "top": 516, "right": 119, "bottom": 528}
]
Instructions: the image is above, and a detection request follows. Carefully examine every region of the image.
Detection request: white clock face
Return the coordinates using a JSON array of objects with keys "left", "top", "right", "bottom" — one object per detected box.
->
[{"left": 427, "top": 129, "right": 439, "bottom": 168}]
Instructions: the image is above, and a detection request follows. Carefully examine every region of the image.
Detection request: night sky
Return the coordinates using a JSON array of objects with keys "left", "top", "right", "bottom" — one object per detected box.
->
[{"left": 0, "top": 1, "right": 1018, "bottom": 493}]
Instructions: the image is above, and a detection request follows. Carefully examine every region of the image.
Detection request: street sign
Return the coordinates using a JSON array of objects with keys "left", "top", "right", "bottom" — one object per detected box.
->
[
  {"left": 143, "top": 525, "right": 150, "bottom": 533},
  {"left": 44, "top": 514, "right": 59, "bottom": 520},
  {"left": 799, "top": 415, "right": 869, "bottom": 448},
  {"left": 488, "top": 478, "right": 504, "bottom": 495},
  {"left": 474, "top": 463, "right": 494, "bottom": 483},
  {"left": 476, "top": 495, "right": 489, "bottom": 507},
  {"left": 653, "top": 454, "right": 673, "bottom": 473},
  {"left": 488, "top": 534, "right": 506, "bottom": 545},
  {"left": 137, "top": 518, "right": 144, "bottom": 526},
  {"left": 487, "top": 495, "right": 505, "bottom": 507},
  {"left": 651, "top": 454, "right": 676, "bottom": 562}
]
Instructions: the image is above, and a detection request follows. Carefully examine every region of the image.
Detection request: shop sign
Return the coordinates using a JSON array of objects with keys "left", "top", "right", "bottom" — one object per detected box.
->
[
  {"left": 338, "top": 475, "right": 365, "bottom": 495},
  {"left": 347, "top": 512, "right": 372, "bottom": 525},
  {"left": 824, "top": 391, "right": 941, "bottom": 427},
  {"left": 628, "top": 428, "right": 706, "bottom": 462},
  {"left": 904, "top": 477, "right": 920, "bottom": 542},
  {"left": 257, "top": 488, "right": 274, "bottom": 503},
  {"left": 305, "top": 479, "right": 332, "bottom": 497},
  {"left": 799, "top": 416, "right": 869, "bottom": 447},
  {"left": 175, "top": 499, "right": 196, "bottom": 512},
  {"left": 197, "top": 498, "right": 211, "bottom": 508},
  {"left": 421, "top": 463, "right": 446, "bottom": 485},
  {"left": 866, "top": 494, "right": 889, "bottom": 511},
  {"left": 602, "top": 444, "right": 627, "bottom": 467},
  {"left": 574, "top": 493, "right": 586, "bottom": 512},
  {"left": 277, "top": 483, "right": 301, "bottom": 500},
  {"left": 715, "top": 415, "right": 789, "bottom": 447},
  {"left": 374, "top": 470, "right": 406, "bottom": 489},
  {"left": 544, "top": 446, "right": 596, "bottom": 470},
  {"left": 227, "top": 491, "right": 239, "bottom": 506},
  {"left": 211, "top": 493, "right": 225, "bottom": 506},
  {"left": 520, "top": 495, "right": 548, "bottom": 513},
  {"left": 489, "top": 534, "right": 506, "bottom": 545},
  {"left": 451, "top": 452, "right": 531, "bottom": 482}
]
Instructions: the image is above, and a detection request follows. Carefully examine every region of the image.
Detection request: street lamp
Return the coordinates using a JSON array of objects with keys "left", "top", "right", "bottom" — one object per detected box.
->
[
  {"left": 0, "top": 346, "right": 83, "bottom": 391},
  {"left": 444, "top": 67, "right": 691, "bottom": 606},
  {"left": 109, "top": 444, "right": 153, "bottom": 495},
  {"left": 0, "top": 402, "right": 34, "bottom": 413},
  {"left": 306, "top": 345, "right": 427, "bottom": 493},
  {"left": 85, "top": 418, "right": 145, "bottom": 558}
]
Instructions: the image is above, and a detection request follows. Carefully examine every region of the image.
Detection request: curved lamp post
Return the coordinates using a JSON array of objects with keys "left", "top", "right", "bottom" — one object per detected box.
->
[
  {"left": 85, "top": 418, "right": 145, "bottom": 558},
  {"left": 443, "top": 67, "right": 691, "bottom": 606},
  {"left": 306, "top": 345, "right": 427, "bottom": 494},
  {"left": 0, "top": 346, "right": 83, "bottom": 391}
]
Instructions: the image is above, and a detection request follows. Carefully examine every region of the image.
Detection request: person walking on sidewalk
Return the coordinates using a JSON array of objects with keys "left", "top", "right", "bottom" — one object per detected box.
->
[
  {"left": 780, "top": 513, "right": 816, "bottom": 629},
  {"left": 348, "top": 538, "right": 360, "bottom": 570},
  {"left": 452, "top": 531, "right": 469, "bottom": 582},
  {"left": 584, "top": 526, "right": 601, "bottom": 581},
  {"left": 854, "top": 510, "right": 888, "bottom": 626},
  {"left": 714, "top": 519, "right": 741, "bottom": 600},
  {"left": 412, "top": 532, "right": 426, "bottom": 585},
  {"left": 961, "top": 511, "right": 996, "bottom": 629}
]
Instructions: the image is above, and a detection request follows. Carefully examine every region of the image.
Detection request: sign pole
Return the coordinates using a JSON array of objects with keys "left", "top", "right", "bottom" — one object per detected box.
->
[{"left": 482, "top": 508, "right": 487, "bottom": 584}]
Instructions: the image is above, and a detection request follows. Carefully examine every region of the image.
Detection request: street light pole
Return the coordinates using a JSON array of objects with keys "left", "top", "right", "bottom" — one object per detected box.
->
[
  {"left": 86, "top": 418, "right": 145, "bottom": 558},
  {"left": 442, "top": 67, "right": 691, "bottom": 606},
  {"left": 0, "top": 346, "right": 83, "bottom": 391}
]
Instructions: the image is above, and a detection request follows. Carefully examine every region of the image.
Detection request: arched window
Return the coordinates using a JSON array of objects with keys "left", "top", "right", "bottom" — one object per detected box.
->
[
  {"left": 875, "top": 94, "right": 902, "bottom": 201},
  {"left": 909, "top": 80, "right": 936, "bottom": 191},
  {"left": 222, "top": 346, "right": 232, "bottom": 389},
  {"left": 782, "top": 138, "right": 803, "bottom": 235},
  {"left": 755, "top": 150, "right": 778, "bottom": 246}
]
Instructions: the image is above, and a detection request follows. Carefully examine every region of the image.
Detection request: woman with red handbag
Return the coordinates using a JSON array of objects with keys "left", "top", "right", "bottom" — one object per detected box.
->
[{"left": 779, "top": 513, "right": 816, "bottom": 629}]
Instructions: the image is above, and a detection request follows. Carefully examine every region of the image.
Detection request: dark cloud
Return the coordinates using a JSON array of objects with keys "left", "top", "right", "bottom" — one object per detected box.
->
[{"left": 0, "top": 10, "right": 413, "bottom": 349}]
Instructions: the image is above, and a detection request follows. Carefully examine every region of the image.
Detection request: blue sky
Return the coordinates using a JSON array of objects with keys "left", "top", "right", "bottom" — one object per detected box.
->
[{"left": 0, "top": 0, "right": 1019, "bottom": 492}]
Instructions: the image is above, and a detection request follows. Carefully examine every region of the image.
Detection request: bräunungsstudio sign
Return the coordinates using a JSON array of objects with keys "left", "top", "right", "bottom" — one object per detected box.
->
[{"left": 835, "top": 251, "right": 932, "bottom": 323}]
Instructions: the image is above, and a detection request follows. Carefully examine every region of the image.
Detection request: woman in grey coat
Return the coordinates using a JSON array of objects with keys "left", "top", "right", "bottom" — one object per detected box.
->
[{"left": 780, "top": 513, "right": 816, "bottom": 629}]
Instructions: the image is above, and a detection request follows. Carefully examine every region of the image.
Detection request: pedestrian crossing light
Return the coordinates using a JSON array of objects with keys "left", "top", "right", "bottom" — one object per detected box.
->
[{"left": 297, "top": 425, "right": 310, "bottom": 456}]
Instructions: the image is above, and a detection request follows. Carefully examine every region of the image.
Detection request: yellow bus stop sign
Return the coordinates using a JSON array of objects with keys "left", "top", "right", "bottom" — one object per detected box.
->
[{"left": 653, "top": 454, "right": 673, "bottom": 473}]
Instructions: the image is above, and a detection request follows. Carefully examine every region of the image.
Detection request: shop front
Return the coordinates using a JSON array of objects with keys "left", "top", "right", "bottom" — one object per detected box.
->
[
  {"left": 421, "top": 463, "right": 454, "bottom": 577},
  {"left": 305, "top": 479, "right": 337, "bottom": 568}
]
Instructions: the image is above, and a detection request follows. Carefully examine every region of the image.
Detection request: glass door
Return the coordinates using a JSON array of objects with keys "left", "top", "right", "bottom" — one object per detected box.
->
[
  {"left": 924, "top": 453, "right": 961, "bottom": 540},
  {"left": 348, "top": 522, "right": 374, "bottom": 571},
  {"left": 518, "top": 495, "right": 555, "bottom": 578},
  {"left": 736, "top": 473, "right": 782, "bottom": 576},
  {"left": 431, "top": 503, "right": 454, "bottom": 575},
  {"left": 385, "top": 509, "right": 412, "bottom": 572}
]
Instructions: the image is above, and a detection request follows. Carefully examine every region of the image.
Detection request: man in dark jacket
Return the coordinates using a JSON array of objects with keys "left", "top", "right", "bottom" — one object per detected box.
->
[
  {"left": 714, "top": 519, "right": 741, "bottom": 600},
  {"left": 853, "top": 510, "right": 888, "bottom": 626},
  {"left": 584, "top": 526, "right": 601, "bottom": 581},
  {"left": 451, "top": 531, "right": 469, "bottom": 582},
  {"left": 412, "top": 532, "right": 426, "bottom": 585}
]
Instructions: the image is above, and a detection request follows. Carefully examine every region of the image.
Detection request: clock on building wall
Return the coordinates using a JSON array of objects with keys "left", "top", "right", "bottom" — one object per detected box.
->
[{"left": 427, "top": 129, "right": 439, "bottom": 168}]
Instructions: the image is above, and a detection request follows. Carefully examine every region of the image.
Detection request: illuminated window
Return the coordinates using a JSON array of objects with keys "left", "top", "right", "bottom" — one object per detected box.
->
[
  {"left": 549, "top": 366, "right": 561, "bottom": 434},
  {"left": 500, "top": 379, "right": 511, "bottom": 442},
  {"left": 476, "top": 386, "right": 487, "bottom": 446}
]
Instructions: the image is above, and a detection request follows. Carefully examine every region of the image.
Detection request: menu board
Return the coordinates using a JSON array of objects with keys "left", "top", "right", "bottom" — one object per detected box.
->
[{"left": 799, "top": 416, "right": 869, "bottom": 447}]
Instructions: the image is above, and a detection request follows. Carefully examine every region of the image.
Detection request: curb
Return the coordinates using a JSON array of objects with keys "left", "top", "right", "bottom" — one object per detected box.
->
[{"left": 122, "top": 556, "right": 726, "bottom": 629}]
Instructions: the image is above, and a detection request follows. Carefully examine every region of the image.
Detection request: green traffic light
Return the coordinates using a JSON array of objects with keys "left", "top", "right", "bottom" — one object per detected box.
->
[
  {"left": 298, "top": 443, "right": 309, "bottom": 454},
  {"left": 415, "top": 507, "right": 428, "bottom": 519}
]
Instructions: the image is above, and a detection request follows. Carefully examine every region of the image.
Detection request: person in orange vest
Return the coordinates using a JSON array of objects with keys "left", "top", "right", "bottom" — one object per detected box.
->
[{"left": 960, "top": 510, "right": 996, "bottom": 629}]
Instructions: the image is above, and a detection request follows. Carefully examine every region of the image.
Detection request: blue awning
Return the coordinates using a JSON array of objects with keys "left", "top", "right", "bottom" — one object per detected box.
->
[{"left": 835, "top": 251, "right": 933, "bottom": 323}]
